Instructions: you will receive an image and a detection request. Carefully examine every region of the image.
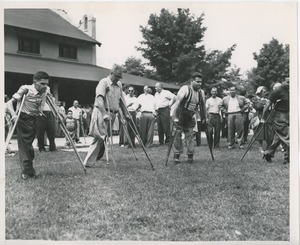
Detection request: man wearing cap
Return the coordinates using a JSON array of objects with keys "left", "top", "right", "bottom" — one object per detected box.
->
[
  {"left": 84, "top": 64, "right": 126, "bottom": 168},
  {"left": 251, "top": 86, "right": 274, "bottom": 153},
  {"left": 6, "top": 71, "right": 54, "bottom": 180},
  {"left": 205, "top": 87, "right": 222, "bottom": 148},
  {"left": 170, "top": 73, "right": 206, "bottom": 164},
  {"left": 154, "top": 82, "right": 176, "bottom": 145},
  {"left": 262, "top": 78, "right": 290, "bottom": 164},
  {"left": 221, "top": 86, "right": 250, "bottom": 149}
]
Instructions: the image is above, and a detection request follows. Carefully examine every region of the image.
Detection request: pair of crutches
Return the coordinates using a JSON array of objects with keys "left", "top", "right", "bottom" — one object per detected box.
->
[
  {"left": 241, "top": 101, "right": 278, "bottom": 161},
  {"left": 119, "top": 97, "right": 155, "bottom": 170},
  {"left": 5, "top": 94, "right": 87, "bottom": 174},
  {"left": 4, "top": 94, "right": 27, "bottom": 152},
  {"left": 46, "top": 95, "right": 87, "bottom": 174},
  {"left": 165, "top": 119, "right": 215, "bottom": 166}
]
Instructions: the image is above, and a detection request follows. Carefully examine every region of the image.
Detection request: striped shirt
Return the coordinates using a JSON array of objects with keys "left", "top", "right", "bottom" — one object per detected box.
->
[{"left": 12, "top": 84, "right": 50, "bottom": 116}]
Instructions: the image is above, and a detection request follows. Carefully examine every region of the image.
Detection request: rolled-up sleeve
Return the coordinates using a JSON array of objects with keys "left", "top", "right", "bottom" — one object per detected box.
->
[
  {"left": 12, "top": 85, "right": 28, "bottom": 101},
  {"left": 95, "top": 78, "right": 108, "bottom": 98}
]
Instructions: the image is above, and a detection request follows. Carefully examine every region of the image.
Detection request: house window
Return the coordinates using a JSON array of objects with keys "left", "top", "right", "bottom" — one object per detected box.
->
[
  {"left": 59, "top": 44, "right": 77, "bottom": 59},
  {"left": 18, "top": 37, "right": 40, "bottom": 54}
]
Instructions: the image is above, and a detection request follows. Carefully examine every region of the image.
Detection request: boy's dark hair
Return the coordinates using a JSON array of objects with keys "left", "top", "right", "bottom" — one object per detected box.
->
[
  {"left": 192, "top": 72, "right": 203, "bottom": 79},
  {"left": 33, "top": 71, "right": 49, "bottom": 81},
  {"left": 67, "top": 110, "right": 73, "bottom": 114}
]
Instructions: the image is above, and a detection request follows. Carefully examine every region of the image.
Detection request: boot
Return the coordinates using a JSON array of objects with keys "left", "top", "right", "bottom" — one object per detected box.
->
[
  {"left": 187, "top": 154, "right": 193, "bottom": 164},
  {"left": 174, "top": 153, "right": 180, "bottom": 164}
]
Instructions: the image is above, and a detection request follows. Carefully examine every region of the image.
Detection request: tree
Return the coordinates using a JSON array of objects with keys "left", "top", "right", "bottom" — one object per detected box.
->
[
  {"left": 252, "top": 38, "right": 289, "bottom": 90},
  {"left": 123, "top": 56, "right": 145, "bottom": 77},
  {"left": 201, "top": 45, "right": 237, "bottom": 92},
  {"left": 122, "top": 56, "right": 161, "bottom": 80},
  {"left": 137, "top": 8, "right": 206, "bottom": 84}
]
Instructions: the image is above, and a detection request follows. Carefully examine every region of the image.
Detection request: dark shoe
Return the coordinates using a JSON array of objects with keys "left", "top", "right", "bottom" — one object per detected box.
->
[
  {"left": 21, "top": 174, "right": 30, "bottom": 180},
  {"left": 174, "top": 154, "right": 180, "bottom": 164},
  {"left": 187, "top": 154, "right": 193, "bottom": 164},
  {"left": 263, "top": 153, "right": 272, "bottom": 162},
  {"left": 76, "top": 141, "right": 82, "bottom": 144},
  {"left": 85, "top": 165, "right": 93, "bottom": 168},
  {"left": 49, "top": 148, "right": 57, "bottom": 152},
  {"left": 39, "top": 148, "right": 46, "bottom": 152}
]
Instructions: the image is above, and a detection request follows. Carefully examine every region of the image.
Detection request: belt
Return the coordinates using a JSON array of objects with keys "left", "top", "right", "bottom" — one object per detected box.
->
[
  {"left": 227, "top": 111, "right": 241, "bottom": 115},
  {"left": 105, "top": 108, "right": 118, "bottom": 114},
  {"left": 209, "top": 113, "right": 220, "bottom": 115},
  {"left": 142, "top": 111, "right": 152, "bottom": 113}
]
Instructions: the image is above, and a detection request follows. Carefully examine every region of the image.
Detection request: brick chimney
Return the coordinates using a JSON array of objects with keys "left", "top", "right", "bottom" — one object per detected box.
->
[{"left": 78, "top": 14, "right": 97, "bottom": 64}]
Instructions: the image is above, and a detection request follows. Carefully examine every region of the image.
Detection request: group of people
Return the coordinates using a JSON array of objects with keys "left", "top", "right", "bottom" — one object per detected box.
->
[{"left": 5, "top": 65, "right": 290, "bottom": 180}]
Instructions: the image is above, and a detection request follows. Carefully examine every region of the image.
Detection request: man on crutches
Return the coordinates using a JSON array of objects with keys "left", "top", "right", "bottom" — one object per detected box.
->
[
  {"left": 83, "top": 64, "right": 125, "bottom": 168},
  {"left": 5, "top": 71, "right": 52, "bottom": 180},
  {"left": 170, "top": 73, "right": 207, "bottom": 164}
]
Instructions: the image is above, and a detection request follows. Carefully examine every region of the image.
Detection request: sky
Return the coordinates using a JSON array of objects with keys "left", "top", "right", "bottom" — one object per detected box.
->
[{"left": 58, "top": 1, "right": 296, "bottom": 77}]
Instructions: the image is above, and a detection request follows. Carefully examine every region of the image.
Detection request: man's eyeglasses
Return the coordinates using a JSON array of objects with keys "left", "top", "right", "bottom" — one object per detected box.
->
[
  {"left": 129, "top": 90, "right": 134, "bottom": 92},
  {"left": 39, "top": 83, "right": 48, "bottom": 86}
]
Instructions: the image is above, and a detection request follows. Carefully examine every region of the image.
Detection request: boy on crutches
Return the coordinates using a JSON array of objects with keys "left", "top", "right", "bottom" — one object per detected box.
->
[{"left": 6, "top": 71, "right": 53, "bottom": 180}]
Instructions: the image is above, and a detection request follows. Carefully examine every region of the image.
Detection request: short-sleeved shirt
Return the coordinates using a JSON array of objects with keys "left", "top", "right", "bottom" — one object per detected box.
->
[
  {"left": 68, "top": 106, "right": 82, "bottom": 120},
  {"left": 154, "top": 89, "right": 176, "bottom": 110},
  {"left": 206, "top": 96, "right": 222, "bottom": 114},
  {"left": 95, "top": 76, "right": 122, "bottom": 112},
  {"left": 125, "top": 94, "right": 138, "bottom": 112},
  {"left": 12, "top": 84, "right": 50, "bottom": 116},
  {"left": 137, "top": 93, "right": 155, "bottom": 113}
]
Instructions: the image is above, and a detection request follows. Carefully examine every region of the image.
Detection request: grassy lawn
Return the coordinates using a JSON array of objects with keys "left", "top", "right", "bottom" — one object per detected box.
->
[{"left": 5, "top": 136, "right": 289, "bottom": 241}]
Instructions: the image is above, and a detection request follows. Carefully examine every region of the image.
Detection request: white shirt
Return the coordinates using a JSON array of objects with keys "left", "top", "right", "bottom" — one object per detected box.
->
[
  {"left": 125, "top": 94, "right": 138, "bottom": 112},
  {"left": 137, "top": 93, "right": 155, "bottom": 113},
  {"left": 68, "top": 106, "right": 82, "bottom": 119},
  {"left": 228, "top": 96, "right": 241, "bottom": 113},
  {"left": 206, "top": 96, "right": 222, "bottom": 114},
  {"left": 154, "top": 89, "right": 176, "bottom": 110}
]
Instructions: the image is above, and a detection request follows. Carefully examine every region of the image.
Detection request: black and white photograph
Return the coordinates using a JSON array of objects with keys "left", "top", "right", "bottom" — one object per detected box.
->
[{"left": 1, "top": 1, "right": 299, "bottom": 244}]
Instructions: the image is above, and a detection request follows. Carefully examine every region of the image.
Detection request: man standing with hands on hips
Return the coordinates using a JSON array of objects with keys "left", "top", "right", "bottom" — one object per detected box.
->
[
  {"left": 221, "top": 86, "right": 249, "bottom": 149},
  {"left": 154, "top": 82, "right": 176, "bottom": 145}
]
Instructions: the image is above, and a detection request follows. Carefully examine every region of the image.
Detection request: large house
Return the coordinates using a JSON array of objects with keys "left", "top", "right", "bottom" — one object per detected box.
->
[{"left": 4, "top": 9, "right": 179, "bottom": 108}]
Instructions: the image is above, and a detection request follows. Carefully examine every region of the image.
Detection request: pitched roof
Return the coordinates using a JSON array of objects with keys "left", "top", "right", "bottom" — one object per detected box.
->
[{"left": 4, "top": 9, "right": 101, "bottom": 46}]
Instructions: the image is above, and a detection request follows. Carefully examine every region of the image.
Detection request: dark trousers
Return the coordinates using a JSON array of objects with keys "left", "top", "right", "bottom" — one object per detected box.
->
[
  {"left": 139, "top": 112, "right": 155, "bottom": 147},
  {"left": 207, "top": 113, "right": 221, "bottom": 147},
  {"left": 127, "top": 111, "right": 137, "bottom": 147},
  {"left": 17, "top": 112, "right": 37, "bottom": 176},
  {"left": 195, "top": 121, "right": 202, "bottom": 146},
  {"left": 36, "top": 111, "right": 56, "bottom": 151},
  {"left": 264, "top": 111, "right": 289, "bottom": 161},
  {"left": 156, "top": 107, "right": 171, "bottom": 144},
  {"left": 243, "top": 112, "right": 250, "bottom": 142}
]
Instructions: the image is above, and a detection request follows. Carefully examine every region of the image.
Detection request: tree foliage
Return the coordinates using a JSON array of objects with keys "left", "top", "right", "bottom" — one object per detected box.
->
[
  {"left": 251, "top": 38, "right": 289, "bottom": 90},
  {"left": 123, "top": 56, "right": 145, "bottom": 76},
  {"left": 201, "top": 45, "right": 237, "bottom": 92},
  {"left": 122, "top": 56, "right": 161, "bottom": 80},
  {"left": 137, "top": 8, "right": 206, "bottom": 84}
]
